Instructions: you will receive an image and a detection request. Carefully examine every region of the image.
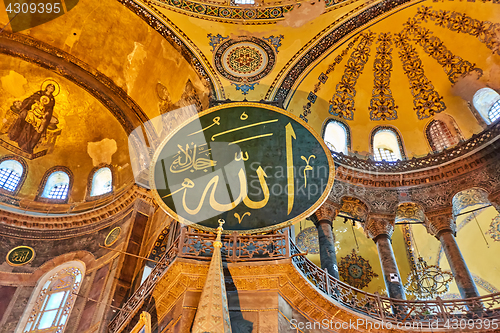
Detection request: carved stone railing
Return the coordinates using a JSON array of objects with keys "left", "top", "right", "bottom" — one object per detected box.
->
[
  {"left": 332, "top": 121, "right": 500, "bottom": 174},
  {"left": 289, "top": 240, "right": 500, "bottom": 328},
  {"left": 109, "top": 230, "right": 500, "bottom": 332}
]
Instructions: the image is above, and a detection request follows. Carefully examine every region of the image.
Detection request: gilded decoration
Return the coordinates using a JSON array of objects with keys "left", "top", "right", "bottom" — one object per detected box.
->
[
  {"left": 364, "top": 215, "right": 394, "bottom": 239},
  {"left": 403, "top": 18, "right": 481, "bottom": 84},
  {"left": 425, "top": 208, "right": 456, "bottom": 236},
  {"left": 487, "top": 215, "right": 500, "bottom": 241},
  {"left": 300, "top": 36, "right": 361, "bottom": 123},
  {"left": 369, "top": 33, "right": 398, "bottom": 121},
  {"left": 340, "top": 197, "right": 368, "bottom": 222},
  {"left": 0, "top": 79, "right": 62, "bottom": 159},
  {"left": 329, "top": 32, "right": 375, "bottom": 120},
  {"left": 415, "top": 6, "right": 500, "bottom": 54},
  {"left": 402, "top": 225, "right": 417, "bottom": 271},
  {"left": 311, "top": 202, "right": 338, "bottom": 223},
  {"left": 338, "top": 249, "right": 378, "bottom": 289},
  {"left": 296, "top": 227, "right": 320, "bottom": 254},
  {"left": 395, "top": 202, "right": 425, "bottom": 224},
  {"left": 404, "top": 257, "right": 453, "bottom": 300},
  {"left": 452, "top": 188, "right": 490, "bottom": 217},
  {"left": 104, "top": 227, "right": 121, "bottom": 247},
  {"left": 6, "top": 245, "right": 35, "bottom": 266},
  {"left": 393, "top": 32, "right": 445, "bottom": 120}
]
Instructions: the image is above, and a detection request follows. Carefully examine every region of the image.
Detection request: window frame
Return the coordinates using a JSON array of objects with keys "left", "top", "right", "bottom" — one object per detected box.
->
[
  {"left": 36, "top": 166, "right": 73, "bottom": 204},
  {"left": 425, "top": 119, "right": 459, "bottom": 152},
  {"left": 321, "top": 118, "right": 351, "bottom": 155},
  {"left": 370, "top": 126, "right": 406, "bottom": 162},
  {"left": 0, "top": 155, "right": 28, "bottom": 196},
  {"left": 86, "top": 164, "right": 115, "bottom": 200}
]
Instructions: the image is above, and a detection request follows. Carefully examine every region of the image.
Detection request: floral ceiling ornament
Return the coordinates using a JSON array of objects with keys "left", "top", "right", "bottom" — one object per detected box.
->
[
  {"left": 295, "top": 226, "right": 320, "bottom": 254},
  {"left": 369, "top": 32, "right": 398, "bottom": 121},
  {"left": 487, "top": 215, "right": 500, "bottom": 241},
  {"left": 404, "top": 257, "right": 453, "bottom": 300},
  {"left": 393, "top": 32, "right": 446, "bottom": 120},
  {"left": 329, "top": 32, "right": 376, "bottom": 120},
  {"left": 338, "top": 249, "right": 378, "bottom": 289}
]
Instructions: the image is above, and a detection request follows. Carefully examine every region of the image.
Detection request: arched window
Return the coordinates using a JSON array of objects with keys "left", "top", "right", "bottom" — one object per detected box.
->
[
  {"left": 0, "top": 159, "right": 24, "bottom": 193},
  {"left": 39, "top": 169, "right": 71, "bottom": 201},
  {"left": 322, "top": 120, "right": 350, "bottom": 154},
  {"left": 473, "top": 88, "right": 500, "bottom": 124},
  {"left": 371, "top": 127, "right": 404, "bottom": 162},
  {"left": 90, "top": 167, "right": 112, "bottom": 197},
  {"left": 426, "top": 119, "right": 459, "bottom": 152},
  {"left": 19, "top": 261, "right": 84, "bottom": 333}
]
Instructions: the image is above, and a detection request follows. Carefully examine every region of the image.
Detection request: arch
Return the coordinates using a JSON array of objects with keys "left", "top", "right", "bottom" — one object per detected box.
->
[
  {"left": 472, "top": 88, "right": 500, "bottom": 124},
  {"left": 16, "top": 260, "right": 85, "bottom": 333},
  {"left": 36, "top": 167, "right": 73, "bottom": 203},
  {"left": 452, "top": 187, "right": 491, "bottom": 217},
  {"left": 322, "top": 119, "right": 351, "bottom": 154},
  {"left": 88, "top": 165, "right": 114, "bottom": 199},
  {"left": 0, "top": 155, "right": 28, "bottom": 195},
  {"left": 425, "top": 119, "right": 460, "bottom": 152},
  {"left": 370, "top": 126, "right": 406, "bottom": 162}
]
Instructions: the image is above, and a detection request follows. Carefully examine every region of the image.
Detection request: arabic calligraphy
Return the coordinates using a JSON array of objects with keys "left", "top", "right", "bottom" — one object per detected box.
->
[
  {"left": 188, "top": 116, "right": 220, "bottom": 136},
  {"left": 240, "top": 112, "right": 248, "bottom": 120},
  {"left": 235, "top": 151, "right": 249, "bottom": 161},
  {"left": 6, "top": 246, "right": 35, "bottom": 266},
  {"left": 170, "top": 143, "right": 216, "bottom": 173},
  {"left": 234, "top": 212, "right": 251, "bottom": 224},
  {"left": 211, "top": 119, "right": 278, "bottom": 141},
  {"left": 285, "top": 123, "right": 296, "bottom": 215},
  {"left": 301, "top": 155, "right": 316, "bottom": 188}
]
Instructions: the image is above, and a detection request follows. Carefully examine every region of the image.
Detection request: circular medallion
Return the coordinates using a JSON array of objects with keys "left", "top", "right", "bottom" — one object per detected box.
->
[
  {"left": 6, "top": 246, "right": 35, "bottom": 266},
  {"left": 348, "top": 264, "right": 363, "bottom": 279},
  {"left": 214, "top": 38, "right": 275, "bottom": 83},
  {"left": 295, "top": 227, "right": 319, "bottom": 254},
  {"left": 150, "top": 103, "right": 335, "bottom": 234},
  {"left": 104, "top": 227, "right": 121, "bottom": 247}
]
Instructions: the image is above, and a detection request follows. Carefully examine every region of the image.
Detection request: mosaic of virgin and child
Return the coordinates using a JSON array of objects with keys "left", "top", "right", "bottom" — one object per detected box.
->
[{"left": 1, "top": 80, "right": 61, "bottom": 154}]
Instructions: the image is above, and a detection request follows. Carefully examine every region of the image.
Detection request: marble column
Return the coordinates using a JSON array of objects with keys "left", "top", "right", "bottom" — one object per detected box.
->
[
  {"left": 365, "top": 215, "right": 406, "bottom": 300},
  {"left": 425, "top": 208, "right": 479, "bottom": 299},
  {"left": 310, "top": 203, "right": 339, "bottom": 279}
]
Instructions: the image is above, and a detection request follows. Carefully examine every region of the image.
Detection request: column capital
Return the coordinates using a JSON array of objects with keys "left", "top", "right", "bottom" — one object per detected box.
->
[
  {"left": 310, "top": 202, "right": 339, "bottom": 226},
  {"left": 364, "top": 214, "right": 395, "bottom": 240},
  {"left": 424, "top": 207, "right": 456, "bottom": 237}
]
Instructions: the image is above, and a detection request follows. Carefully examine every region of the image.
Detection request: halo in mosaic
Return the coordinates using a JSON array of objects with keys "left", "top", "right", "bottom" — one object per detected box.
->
[
  {"left": 339, "top": 249, "right": 378, "bottom": 289},
  {"left": 296, "top": 226, "right": 320, "bottom": 254},
  {"left": 487, "top": 215, "right": 500, "bottom": 242},
  {"left": 214, "top": 37, "right": 276, "bottom": 83}
]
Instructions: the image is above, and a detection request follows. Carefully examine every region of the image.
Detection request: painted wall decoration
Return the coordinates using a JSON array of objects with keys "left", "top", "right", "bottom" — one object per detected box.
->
[
  {"left": 6, "top": 245, "right": 35, "bottom": 266},
  {"left": 452, "top": 187, "right": 490, "bottom": 217},
  {"left": 295, "top": 226, "right": 320, "bottom": 254},
  {"left": 150, "top": 103, "right": 334, "bottom": 233},
  {"left": 0, "top": 79, "right": 62, "bottom": 159},
  {"left": 211, "top": 36, "right": 280, "bottom": 95},
  {"left": 487, "top": 215, "right": 500, "bottom": 241},
  {"left": 338, "top": 249, "right": 378, "bottom": 289}
]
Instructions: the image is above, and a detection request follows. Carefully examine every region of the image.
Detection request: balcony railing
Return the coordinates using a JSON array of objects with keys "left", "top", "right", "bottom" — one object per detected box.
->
[{"left": 108, "top": 229, "right": 500, "bottom": 332}]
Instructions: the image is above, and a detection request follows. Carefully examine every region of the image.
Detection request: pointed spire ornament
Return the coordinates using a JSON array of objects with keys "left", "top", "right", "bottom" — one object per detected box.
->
[{"left": 192, "top": 219, "right": 232, "bottom": 333}]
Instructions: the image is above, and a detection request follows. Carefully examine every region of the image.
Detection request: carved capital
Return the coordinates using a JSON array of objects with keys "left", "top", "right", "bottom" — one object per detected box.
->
[
  {"left": 310, "top": 202, "right": 338, "bottom": 226},
  {"left": 425, "top": 207, "right": 456, "bottom": 237},
  {"left": 364, "top": 214, "right": 395, "bottom": 240},
  {"left": 340, "top": 197, "right": 369, "bottom": 222}
]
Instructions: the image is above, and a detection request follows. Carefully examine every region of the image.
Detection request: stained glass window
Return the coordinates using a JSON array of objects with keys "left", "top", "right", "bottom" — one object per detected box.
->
[
  {"left": 323, "top": 120, "right": 349, "bottom": 154},
  {"left": 473, "top": 88, "right": 500, "bottom": 124},
  {"left": 90, "top": 167, "right": 112, "bottom": 197},
  {"left": 23, "top": 266, "right": 82, "bottom": 333},
  {"left": 427, "top": 120, "right": 458, "bottom": 152},
  {"left": 41, "top": 171, "right": 70, "bottom": 200},
  {"left": 0, "top": 159, "right": 23, "bottom": 192},
  {"left": 489, "top": 100, "right": 500, "bottom": 123}
]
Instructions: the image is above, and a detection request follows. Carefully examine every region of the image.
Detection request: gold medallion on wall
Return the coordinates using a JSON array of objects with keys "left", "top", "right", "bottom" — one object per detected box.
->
[
  {"left": 104, "top": 227, "right": 121, "bottom": 247},
  {"left": 6, "top": 245, "right": 35, "bottom": 266}
]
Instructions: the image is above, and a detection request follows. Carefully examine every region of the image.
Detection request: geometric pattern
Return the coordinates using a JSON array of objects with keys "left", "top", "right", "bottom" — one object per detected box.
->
[
  {"left": 394, "top": 32, "right": 446, "bottom": 120},
  {"left": 369, "top": 32, "right": 398, "bottom": 121},
  {"left": 296, "top": 226, "right": 320, "bottom": 254},
  {"left": 338, "top": 249, "right": 378, "bottom": 289},
  {"left": 329, "top": 32, "right": 376, "bottom": 120},
  {"left": 403, "top": 18, "right": 481, "bottom": 84}
]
